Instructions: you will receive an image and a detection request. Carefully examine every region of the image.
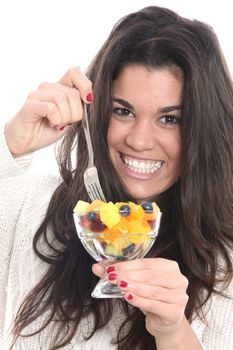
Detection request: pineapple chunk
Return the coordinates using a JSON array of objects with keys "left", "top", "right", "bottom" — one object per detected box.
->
[
  {"left": 73, "top": 200, "right": 90, "bottom": 214},
  {"left": 99, "top": 202, "right": 121, "bottom": 228}
]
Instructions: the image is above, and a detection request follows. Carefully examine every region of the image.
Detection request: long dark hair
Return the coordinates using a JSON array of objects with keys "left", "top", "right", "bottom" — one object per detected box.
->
[{"left": 11, "top": 6, "right": 233, "bottom": 349}]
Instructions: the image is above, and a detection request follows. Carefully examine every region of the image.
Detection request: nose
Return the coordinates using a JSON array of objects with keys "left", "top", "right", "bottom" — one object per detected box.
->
[{"left": 125, "top": 119, "right": 156, "bottom": 151}]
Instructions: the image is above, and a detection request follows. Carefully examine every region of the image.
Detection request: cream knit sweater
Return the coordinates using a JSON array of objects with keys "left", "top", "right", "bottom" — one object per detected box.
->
[{"left": 0, "top": 125, "right": 233, "bottom": 349}]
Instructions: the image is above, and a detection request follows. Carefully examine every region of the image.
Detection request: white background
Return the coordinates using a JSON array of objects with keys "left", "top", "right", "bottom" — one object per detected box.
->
[{"left": 0, "top": 0, "right": 232, "bottom": 173}]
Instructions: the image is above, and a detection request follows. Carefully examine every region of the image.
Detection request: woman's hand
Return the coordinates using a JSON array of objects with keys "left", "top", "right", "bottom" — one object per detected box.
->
[
  {"left": 92, "top": 258, "right": 189, "bottom": 339},
  {"left": 4, "top": 67, "right": 92, "bottom": 155}
]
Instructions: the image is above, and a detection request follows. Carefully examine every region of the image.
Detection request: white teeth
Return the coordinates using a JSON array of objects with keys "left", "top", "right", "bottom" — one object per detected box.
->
[
  {"left": 139, "top": 162, "right": 145, "bottom": 169},
  {"left": 122, "top": 155, "right": 163, "bottom": 174}
]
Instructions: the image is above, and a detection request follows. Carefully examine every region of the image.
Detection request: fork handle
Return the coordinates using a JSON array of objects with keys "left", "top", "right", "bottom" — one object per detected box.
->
[{"left": 82, "top": 103, "right": 94, "bottom": 166}]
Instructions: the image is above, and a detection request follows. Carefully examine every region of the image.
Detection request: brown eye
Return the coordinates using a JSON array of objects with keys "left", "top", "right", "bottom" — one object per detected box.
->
[
  {"left": 159, "top": 114, "right": 181, "bottom": 125},
  {"left": 112, "top": 107, "right": 134, "bottom": 118}
]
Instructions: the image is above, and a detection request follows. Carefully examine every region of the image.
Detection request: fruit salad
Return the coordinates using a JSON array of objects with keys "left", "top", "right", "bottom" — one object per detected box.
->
[{"left": 73, "top": 200, "right": 161, "bottom": 258}]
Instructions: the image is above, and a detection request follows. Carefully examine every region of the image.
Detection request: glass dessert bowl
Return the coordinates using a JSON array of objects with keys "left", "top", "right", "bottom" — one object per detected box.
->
[{"left": 73, "top": 200, "right": 161, "bottom": 298}]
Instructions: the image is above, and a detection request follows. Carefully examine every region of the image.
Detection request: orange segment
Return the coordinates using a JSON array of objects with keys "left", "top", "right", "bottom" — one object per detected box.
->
[
  {"left": 87, "top": 199, "right": 106, "bottom": 211},
  {"left": 97, "top": 227, "right": 121, "bottom": 243},
  {"left": 143, "top": 212, "right": 156, "bottom": 220},
  {"left": 128, "top": 202, "right": 144, "bottom": 221},
  {"left": 114, "top": 218, "right": 130, "bottom": 233},
  {"left": 129, "top": 219, "right": 150, "bottom": 234}
]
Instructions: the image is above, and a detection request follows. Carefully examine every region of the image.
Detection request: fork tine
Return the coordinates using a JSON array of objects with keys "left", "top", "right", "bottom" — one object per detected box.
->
[
  {"left": 86, "top": 187, "right": 96, "bottom": 202},
  {"left": 91, "top": 183, "right": 106, "bottom": 202},
  {"left": 85, "top": 182, "right": 106, "bottom": 202},
  {"left": 82, "top": 102, "right": 106, "bottom": 202},
  {"left": 89, "top": 184, "right": 100, "bottom": 201},
  {"left": 84, "top": 181, "right": 94, "bottom": 201}
]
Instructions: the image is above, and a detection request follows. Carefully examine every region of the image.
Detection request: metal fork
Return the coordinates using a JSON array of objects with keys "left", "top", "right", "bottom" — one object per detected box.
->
[{"left": 82, "top": 102, "right": 106, "bottom": 202}]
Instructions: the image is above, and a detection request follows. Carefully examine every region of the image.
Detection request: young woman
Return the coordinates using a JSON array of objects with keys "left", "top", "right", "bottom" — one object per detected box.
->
[{"left": 1, "top": 6, "right": 233, "bottom": 350}]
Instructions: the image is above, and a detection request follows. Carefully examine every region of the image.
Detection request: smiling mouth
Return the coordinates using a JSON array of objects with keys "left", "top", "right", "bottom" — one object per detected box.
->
[{"left": 121, "top": 154, "right": 163, "bottom": 174}]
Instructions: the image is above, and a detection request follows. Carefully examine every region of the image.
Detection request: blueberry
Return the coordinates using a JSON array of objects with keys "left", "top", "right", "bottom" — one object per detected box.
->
[
  {"left": 86, "top": 211, "right": 97, "bottom": 221},
  {"left": 119, "top": 205, "right": 131, "bottom": 217},
  {"left": 141, "top": 202, "right": 153, "bottom": 213}
]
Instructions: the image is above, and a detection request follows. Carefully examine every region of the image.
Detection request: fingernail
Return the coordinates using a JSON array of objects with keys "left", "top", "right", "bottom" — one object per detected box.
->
[
  {"left": 119, "top": 280, "right": 128, "bottom": 288},
  {"left": 59, "top": 126, "right": 65, "bottom": 131},
  {"left": 106, "top": 266, "right": 115, "bottom": 274},
  {"left": 126, "top": 293, "right": 133, "bottom": 301},
  {"left": 86, "top": 92, "right": 93, "bottom": 102},
  {"left": 108, "top": 273, "right": 117, "bottom": 281}
]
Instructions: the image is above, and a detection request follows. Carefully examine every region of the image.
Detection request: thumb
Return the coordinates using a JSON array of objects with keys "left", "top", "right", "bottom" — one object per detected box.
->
[{"left": 92, "top": 263, "right": 105, "bottom": 278}]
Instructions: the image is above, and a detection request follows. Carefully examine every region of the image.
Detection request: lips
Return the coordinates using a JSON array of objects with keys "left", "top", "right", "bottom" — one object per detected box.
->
[{"left": 121, "top": 154, "right": 163, "bottom": 174}]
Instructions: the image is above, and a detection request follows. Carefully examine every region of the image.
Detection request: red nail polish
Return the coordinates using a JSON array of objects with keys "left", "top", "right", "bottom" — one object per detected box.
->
[
  {"left": 86, "top": 92, "right": 93, "bottom": 102},
  {"left": 119, "top": 280, "right": 128, "bottom": 288},
  {"left": 106, "top": 266, "right": 115, "bottom": 274},
  {"left": 59, "top": 126, "right": 65, "bottom": 131},
  {"left": 126, "top": 293, "right": 133, "bottom": 301},
  {"left": 108, "top": 273, "right": 117, "bottom": 281}
]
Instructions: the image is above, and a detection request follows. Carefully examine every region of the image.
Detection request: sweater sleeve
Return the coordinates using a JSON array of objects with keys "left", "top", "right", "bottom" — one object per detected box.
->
[
  {"left": 202, "top": 268, "right": 233, "bottom": 349},
  {"left": 0, "top": 123, "right": 34, "bottom": 344},
  {"left": 0, "top": 123, "right": 33, "bottom": 178},
  {"left": 191, "top": 256, "right": 233, "bottom": 350}
]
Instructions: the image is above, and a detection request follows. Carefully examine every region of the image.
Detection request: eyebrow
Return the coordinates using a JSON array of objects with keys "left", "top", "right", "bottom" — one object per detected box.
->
[
  {"left": 113, "top": 98, "right": 134, "bottom": 110},
  {"left": 113, "top": 97, "right": 181, "bottom": 114},
  {"left": 159, "top": 106, "right": 181, "bottom": 113}
]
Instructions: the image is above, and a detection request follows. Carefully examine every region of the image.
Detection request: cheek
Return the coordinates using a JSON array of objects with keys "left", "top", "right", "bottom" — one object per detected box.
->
[
  {"left": 107, "top": 119, "right": 124, "bottom": 148},
  {"left": 162, "top": 130, "right": 182, "bottom": 166},
  {"left": 172, "top": 140, "right": 182, "bottom": 159},
  {"left": 168, "top": 134, "right": 183, "bottom": 168}
]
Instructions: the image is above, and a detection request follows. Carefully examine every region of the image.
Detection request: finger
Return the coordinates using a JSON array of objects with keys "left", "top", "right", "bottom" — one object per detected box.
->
[
  {"left": 123, "top": 291, "right": 187, "bottom": 318},
  {"left": 28, "top": 89, "right": 72, "bottom": 126},
  {"left": 36, "top": 83, "right": 83, "bottom": 124},
  {"left": 58, "top": 67, "right": 93, "bottom": 103},
  {"left": 112, "top": 258, "right": 181, "bottom": 274},
  {"left": 108, "top": 269, "right": 188, "bottom": 289},
  {"left": 23, "top": 99, "right": 64, "bottom": 127},
  {"left": 118, "top": 280, "right": 188, "bottom": 304},
  {"left": 92, "top": 263, "right": 105, "bottom": 278}
]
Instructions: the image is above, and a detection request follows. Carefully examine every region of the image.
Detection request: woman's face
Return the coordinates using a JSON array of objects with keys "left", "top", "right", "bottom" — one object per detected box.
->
[{"left": 107, "top": 65, "right": 183, "bottom": 202}]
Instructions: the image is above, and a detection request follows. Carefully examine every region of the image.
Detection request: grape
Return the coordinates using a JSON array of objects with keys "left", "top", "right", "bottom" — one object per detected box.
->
[
  {"left": 90, "top": 219, "right": 106, "bottom": 232},
  {"left": 119, "top": 204, "right": 131, "bottom": 217},
  {"left": 80, "top": 216, "right": 90, "bottom": 228}
]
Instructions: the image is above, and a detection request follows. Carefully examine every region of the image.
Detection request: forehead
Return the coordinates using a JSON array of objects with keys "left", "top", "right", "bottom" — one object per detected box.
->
[{"left": 113, "top": 64, "right": 183, "bottom": 109}]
